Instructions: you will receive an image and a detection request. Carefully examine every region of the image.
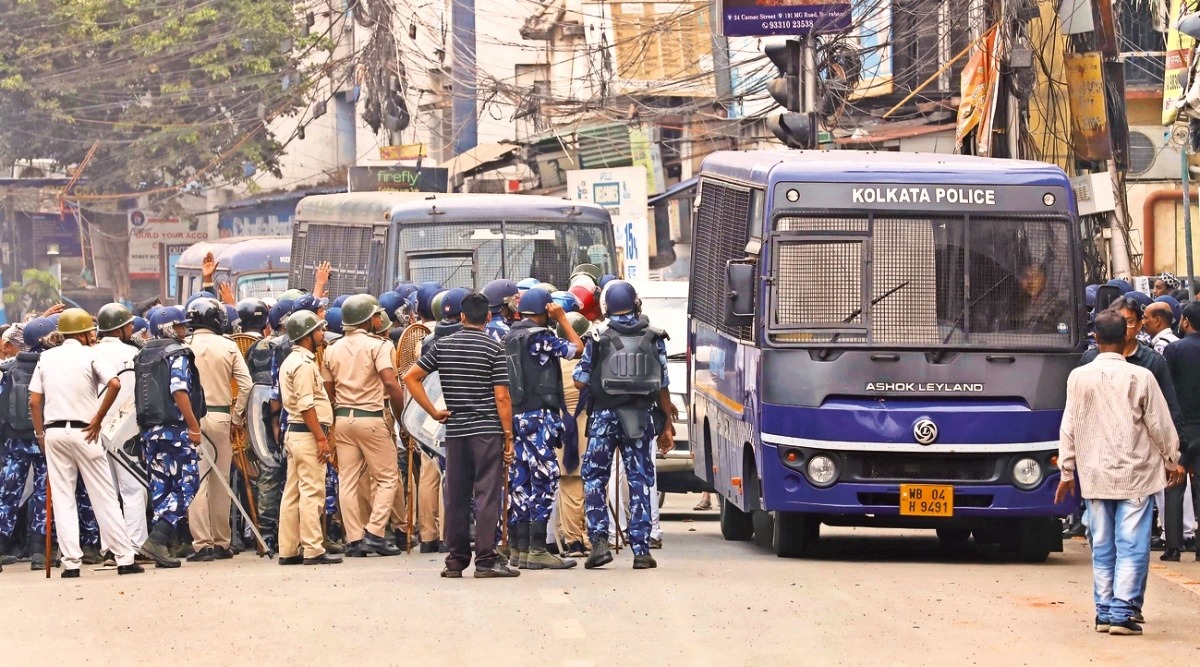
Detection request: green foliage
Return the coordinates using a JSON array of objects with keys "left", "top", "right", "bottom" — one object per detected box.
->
[
  {"left": 0, "top": 0, "right": 332, "bottom": 194},
  {"left": 3, "top": 268, "right": 62, "bottom": 316}
]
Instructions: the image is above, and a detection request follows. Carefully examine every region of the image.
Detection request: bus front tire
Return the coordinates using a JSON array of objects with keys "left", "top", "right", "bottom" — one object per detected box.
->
[
  {"left": 719, "top": 496, "right": 754, "bottom": 541},
  {"left": 773, "top": 512, "right": 819, "bottom": 558}
]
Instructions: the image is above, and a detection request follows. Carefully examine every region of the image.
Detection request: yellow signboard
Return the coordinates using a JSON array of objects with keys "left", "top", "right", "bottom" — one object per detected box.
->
[
  {"left": 1163, "top": 0, "right": 1197, "bottom": 125},
  {"left": 379, "top": 144, "right": 427, "bottom": 161},
  {"left": 1065, "top": 52, "right": 1111, "bottom": 161}
]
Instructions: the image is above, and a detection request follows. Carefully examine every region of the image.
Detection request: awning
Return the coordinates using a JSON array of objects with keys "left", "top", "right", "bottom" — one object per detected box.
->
[
  {"left": 648, "top": 176, "right": 698, "bottom": 206},
  {"left": 444, "top": 143, "right": 520, "bottom": 179}
]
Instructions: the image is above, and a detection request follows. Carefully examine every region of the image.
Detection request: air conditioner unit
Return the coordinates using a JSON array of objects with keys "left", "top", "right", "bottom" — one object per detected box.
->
[
  {"left": 1127, "top": 125, "right": 1184, "bottom": 181},
  {"left": 1071, "top": 172, "right": 1116, "bottom": 215}
]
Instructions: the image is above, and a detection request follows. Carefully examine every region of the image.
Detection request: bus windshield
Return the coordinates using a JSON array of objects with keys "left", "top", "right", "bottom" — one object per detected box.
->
[
  {"left": 768, "top": 213, "right": 1075, "bottom": 349},
  {"left": 396, "top": 221, "right": 615, "bottom": 287},
  {"left": 237, "top": 274, "right": 289, "bottom": 300}
]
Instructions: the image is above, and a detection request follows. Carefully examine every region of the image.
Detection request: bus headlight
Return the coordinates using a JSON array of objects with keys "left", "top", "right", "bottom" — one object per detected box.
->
[
  {"left": 1012, "top": 457, "right": 1043, "bottom": 490},
  {"left": 807, "top": 455, "right": 838, "bottom": 487}
]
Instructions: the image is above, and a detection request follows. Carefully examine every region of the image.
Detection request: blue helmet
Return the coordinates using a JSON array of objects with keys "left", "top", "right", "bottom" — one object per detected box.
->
[
  {"left": 185, "top": 292, "right": 210, "bottom": 308},
  {"left": 395, "top": 282, "right": 417, "bottom": 298},
  {"left": 378, "top": 291, "right": 404, "bottom": 320},
  {"left": 1084, "top": 284, "right": 1099, "bottom": 310},
  {"left": 551, "top": 290, "right": 580, "bottom": 313},
  {"left": 441, "top": 287, "right": 471, "bottom": 321},
  {"left": 150, "top": 306, "right": 188, "bottom": 340},
  {"left": 598, "top": 274, "right": 618, "bottom": 289},
  {"left": 146, "top": 306, "right": 164, "bottom": 324},
  {"left": 600, "top": 280, "right": 639, "bottom": 316},
  {"left": 517, "top": 287, "right": 554, "bottom": 316},
  {"left": 482, "top": 279, "right": 520, "bottom": 311},
  {"left": 22, "top": 318, "right": 58, "bottom": 351},
  {"left": 331, "top": 294, "right": 351, "bottom": 309},
  {"left": 416, "top": 282, "right": 443, "bottom": 321},
  {"left": 223, "top": 304, "right": 240, "bottom": 334},
  {"left": 517, "top": 278, "right": 540, "bottom": 292},
  {"left": 1125, "top": 290, "right": 1153, "bottom": 310},
  {"left": 132, "top": 316, "right": 149, "bottom": 335},
  {"left": 1106, "top": 278, "right": 1133, "bottom": 295},
  {"left": 292, "top": 294, "right": 324, "bottom": 314},
  {"left": 325, "top": 307, "right": 344, "bottom": 335}
]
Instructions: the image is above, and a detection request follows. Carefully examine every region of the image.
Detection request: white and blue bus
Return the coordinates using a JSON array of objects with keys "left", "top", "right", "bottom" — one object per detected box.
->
[{"left": 690, "top": 151, "right": 1081, "bottom": 561}]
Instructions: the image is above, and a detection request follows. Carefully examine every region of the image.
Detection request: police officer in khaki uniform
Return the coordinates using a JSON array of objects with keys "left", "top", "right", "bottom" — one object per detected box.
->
[
  {"left": 556, "top": 313, "right": 592, "bottom": 556},
  {"left": 277, "top": 311, "right": 340, "bottom": 565},
  {"left": 185, "top": 297, "right": 253, "bottom": 561},
  {"left": 322, "top": 295, "right": 407, "bottom": 557},
  {"left": 29, "top": 309, "right": 144, "bottom": 577}
]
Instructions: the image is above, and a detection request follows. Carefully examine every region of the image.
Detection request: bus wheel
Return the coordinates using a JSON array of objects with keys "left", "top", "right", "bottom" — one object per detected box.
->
[
  {"left": 773, "top": 512, "right": 819, "bottom": 558},
  {"left": 752, "top": 510, "right": 774, "bottom": 549},
  {"left": 936, "top": 528, "right": 971, "bottom": 549},
  {"left": 719, "top": 496, "right": 754, "bottom": 542}
]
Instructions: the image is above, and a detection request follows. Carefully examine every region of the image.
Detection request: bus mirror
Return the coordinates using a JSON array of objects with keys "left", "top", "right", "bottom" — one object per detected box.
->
[{"left": 725, "top": 260, "right": 756, "bottom": 326}]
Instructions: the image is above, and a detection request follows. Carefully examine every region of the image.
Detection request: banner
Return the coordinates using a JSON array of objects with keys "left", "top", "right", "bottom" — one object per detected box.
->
[
  {"left": 566, "top": 167, "right": 650, "bottom": 285},
  {"left": 1164, "top": 0, "right": 1197, "bottom": 125},
  {"left": 956, "top": 26, "right": 1000, "bottom": 150},
  {"left": 1065, "top": 52, "right": 1112, "bottom": 161},
  {"left": 128, "top": 210, "right": 208, "bottom": 280}
]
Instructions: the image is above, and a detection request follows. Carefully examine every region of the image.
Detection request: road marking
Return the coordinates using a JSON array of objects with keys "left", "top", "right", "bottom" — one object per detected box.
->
[{"left": 1149, "top": 562, "right": 1200, "bottom": 597}]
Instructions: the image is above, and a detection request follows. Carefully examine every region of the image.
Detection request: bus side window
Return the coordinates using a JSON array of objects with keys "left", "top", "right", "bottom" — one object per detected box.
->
[{"left": 746, "top": 190, "right": 764, "bottom": 255}]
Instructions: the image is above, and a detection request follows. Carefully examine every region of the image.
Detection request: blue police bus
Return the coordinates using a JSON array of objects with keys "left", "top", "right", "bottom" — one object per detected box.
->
[{"left": 689, "top": 150, "right": 1081, "bottom": 561}]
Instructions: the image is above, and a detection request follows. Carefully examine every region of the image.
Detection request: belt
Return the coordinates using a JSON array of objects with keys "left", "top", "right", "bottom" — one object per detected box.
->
[
  {"left": 207, "top": 405, "right": 231, "bottom": 414},
  {"left": 287, "top": 422, "right": 330, "bottom": 435},
  {"left": 45, "top": 420, "right": 89, "bottom": 430},
  {"left": 334, "top": 408, "right": 384, "bottom": 418}
]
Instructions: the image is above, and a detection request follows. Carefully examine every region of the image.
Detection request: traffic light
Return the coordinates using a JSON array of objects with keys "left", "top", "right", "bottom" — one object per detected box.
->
[
  {"left": 765, "top": 112, "right": 815, "bottom": 149},
  {"left": 764, "top": 40, "right": 801, "bottom": 112}
]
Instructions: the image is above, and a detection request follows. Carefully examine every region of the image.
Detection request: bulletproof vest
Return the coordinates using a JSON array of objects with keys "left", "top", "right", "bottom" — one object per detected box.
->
[
  {"left": 269, "top": 334, "right": 292, "bottom": 383},
  {"left": 134, "top": 339, "right": 207, "bottom": 429},
  {"left": 0, "top": 352, "right": 39, "bottom": 437},
  {"left": 505, "top": 321, "right": 564, "bottom": 415},
  {"left": 588, "top": 325, "right": 665, "bottom": 411},
  {"left": 246, "top": 336, "right": 275, "bottom": 385}
]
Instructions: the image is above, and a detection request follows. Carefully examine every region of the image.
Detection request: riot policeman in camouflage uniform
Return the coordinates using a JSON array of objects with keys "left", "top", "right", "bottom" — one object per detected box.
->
[
  {"left": 483, "top": 279, "right": 520, "bottom": 343},
  {"left": 503, "top": 288, "right": 583, "bottom": 570},
  {"left": 573, "top": 281, "right": 675, "bottom": 570},
  {"left": 135, "top": 307, "right": 206, "bottom": 568},
  {"left": 246, "top": 300, "right": 291, "bottom": 552}
]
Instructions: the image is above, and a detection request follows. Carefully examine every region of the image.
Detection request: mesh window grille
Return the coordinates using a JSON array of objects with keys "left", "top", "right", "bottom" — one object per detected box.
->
[
  {"left": 291, "top": 225, "right": 384, "bottom": 295},
  {"left": 691, "top": 178, "right": 753, "bottom": 340},
  {"left": 769, "top": 213, "right": 1075, "bottom": 348}
]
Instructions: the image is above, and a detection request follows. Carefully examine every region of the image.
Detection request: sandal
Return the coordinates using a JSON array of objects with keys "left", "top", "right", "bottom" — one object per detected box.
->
[{"left": 693, "top": 499, "right": 713, "bottom": 511}]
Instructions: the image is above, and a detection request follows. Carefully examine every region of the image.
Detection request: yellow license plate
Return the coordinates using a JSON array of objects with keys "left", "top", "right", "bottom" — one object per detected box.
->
[{"left": 899, "top": 484, "right": 954, "bottom": 517}]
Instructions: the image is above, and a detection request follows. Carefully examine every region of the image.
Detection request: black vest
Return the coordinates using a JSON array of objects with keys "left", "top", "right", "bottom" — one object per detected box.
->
[
  {"left": 588, "top": 320, "right": 665, "bottom": 411},
  {"left": 505, "top": 320, "right": 564, "bottom": 415},
  {"left": 134, "top": 339, "right": 207, "bottom": 429},
  {"left": 0, "top": 352, "right": 39, "bottom": 437},
  {"left": 269, "top": 334, "right": 292, "bottom": 383},
  {"left": 246, "top": 336, "right": 275, "bottom": 385}
]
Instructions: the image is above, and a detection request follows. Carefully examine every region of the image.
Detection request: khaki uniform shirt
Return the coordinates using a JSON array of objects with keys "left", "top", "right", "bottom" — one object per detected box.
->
[
  {"left": 321, "top": 328, "right": 394, "bottom": 411},
  {"left": 189, "top": 329, "right": 253, "bottom": 425},
  {"left": 29, "top": 339, "right": 115, "bottom": 422},
  {"left": 280, "top": 346, "right": 333, "bottom": 426}
]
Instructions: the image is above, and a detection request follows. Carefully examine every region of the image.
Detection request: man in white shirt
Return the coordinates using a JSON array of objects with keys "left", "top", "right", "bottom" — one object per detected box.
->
[{"left": 1144, "top": 302, "right": 1179, "bottom": 355}]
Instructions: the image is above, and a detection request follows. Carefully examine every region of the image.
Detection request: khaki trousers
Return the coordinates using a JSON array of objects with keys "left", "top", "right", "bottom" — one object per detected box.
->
[
  {"left": 278, "top": 431, "right": 325, "bottom": 558},
  {"left": 335, "top": 415, "right": 399, "bottom": 542},
  {"left": 190, "top": 412, "right": 233, "bottom": 550},
  {"left": 45, "top": 426, "right": 136, "bottom": 569},
  {"left": 417, "top": 449, "right": 443, "bottom": 542},
  {"left": 554, "top": 409, "right": 589, "bottom": 546},
  {"left": 389, "top": 454, "right": 414, "bottom": 535}
]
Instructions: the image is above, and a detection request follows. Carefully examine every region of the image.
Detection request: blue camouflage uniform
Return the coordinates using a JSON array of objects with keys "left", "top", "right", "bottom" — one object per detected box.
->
[
  {"left": 485, "top": 314, "right": 513, "bottom": 343},
  {"left": 573, "top": 314, "right": 669, "bottom": 557},
  {"left": 508, "top": 332, "right": 577, "bottom": 527},
  {"left": 142, "top": 355, "right": 200, "bottom": 526}
]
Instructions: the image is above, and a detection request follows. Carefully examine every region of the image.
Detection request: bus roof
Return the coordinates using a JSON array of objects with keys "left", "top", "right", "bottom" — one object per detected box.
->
[
  {"left": 176, "top": 236, "right": 290, "bottom": 273},
  {"left": 699, "top": 150, "right": 1071, "bottom": 188},
  {"left": 294, "top": 191, "right": 612, "bottom": 226}
]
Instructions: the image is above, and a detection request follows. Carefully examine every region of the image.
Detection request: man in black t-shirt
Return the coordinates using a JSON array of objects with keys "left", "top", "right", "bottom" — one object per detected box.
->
[{"left": 404, "top": 292, "right": 517, "bottom": 578}]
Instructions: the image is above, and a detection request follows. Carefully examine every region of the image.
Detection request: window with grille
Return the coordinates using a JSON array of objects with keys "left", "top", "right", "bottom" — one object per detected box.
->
[
  {"left": 768, "top": 214, "right": 1076, "bottom": 349},
  {"left": 291, "top": 224, "right": 386, "bottom": 295},
  {"left": 690, "top": 177, "right": 754, "bottom": 340}
]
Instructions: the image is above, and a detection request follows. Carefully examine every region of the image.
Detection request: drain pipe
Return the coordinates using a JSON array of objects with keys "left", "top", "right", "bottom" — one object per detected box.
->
[{"left": 1141, "top": 187, "right": 1199, "bottom": 276}]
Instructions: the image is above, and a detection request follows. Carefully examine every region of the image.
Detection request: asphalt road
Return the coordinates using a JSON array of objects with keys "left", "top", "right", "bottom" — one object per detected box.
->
[{"left": 2, "top": 495, "right": 1198, "bottom": 665}]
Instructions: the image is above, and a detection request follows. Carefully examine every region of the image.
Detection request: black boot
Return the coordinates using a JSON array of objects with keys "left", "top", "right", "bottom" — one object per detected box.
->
[
  {"left": 526, "top": 521, "right": 576, "bottom": 570},
  {"left": 139, "top": 521, "right": 181, "bottom": 568},
  {"left": 585, "top": 536, "right": 613, "bottom": 569}
]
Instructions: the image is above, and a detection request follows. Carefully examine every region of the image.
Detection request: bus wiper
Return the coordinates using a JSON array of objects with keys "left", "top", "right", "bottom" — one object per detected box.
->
[
  {"left": 818, "top": 281, "right": 910, "bottom": 360},
  {"left": 939, "top": 276, "right": 1010, "bottom": 347}
]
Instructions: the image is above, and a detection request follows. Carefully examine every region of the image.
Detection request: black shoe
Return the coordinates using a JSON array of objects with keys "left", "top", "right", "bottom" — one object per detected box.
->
[
  {"left": 633, "top": 554, "right": 658, "bottom": 569},
  {"left": 213, "top": 546, "right": 234, "bottom": 560},
  {"left": 138, "top": 540, "right": 181, "bottom": 569},
  {"left": 1062, "top": 522, "right": 1086, "bottom": 538},
  {"left": 473, "top": 563, "right": 520, "bottom": 578},
  {"left": 117, "top": 563, "right": 145, "bottom": 575},
  {"left": 1129, "top": 611, "right": 1145, "bottom": 624},
  {"left": 278, "top": 555, "right": 304, "bottom": 566},
  {"left": 187, "top": 547, "right": 216, "bottom": 563},
  {"left": 303, "top": 552, "right": 343, "bottom": 565},
  {"left": 440, "top": 567, "right": 463, "bottom": 578},
  {"left": 1160, "top": 549, "right": 1181, "bottom": 562},
  {"left": 102, "top": 550, "right": 117, "bottom": 567},
  {"left": 61, "top": 569, "right": 80, "bottom": 579},
  {"left": 1151, "top": 536, "right": 1167, "bottom": 551},
  {"left": 1185, "top": 536, "right": 1197, "bottom": 552},
  {"left": 1094, "top": 616, "right": 1111, "bottom": 633},
  {"left": 419, "top": 540, "right": 441, "bottom": 554},
  {"left": 345, "top": 541, "right": 368, "bottom": 558},
  {"left": 585, "top": 540, "right": 613, "bottom": 569},
  {"left": 361, "top": 532, "right": 402, "bottom": 557},
  {"left": 1108, "top": 619, "right": 1143, "bottom": 636}
]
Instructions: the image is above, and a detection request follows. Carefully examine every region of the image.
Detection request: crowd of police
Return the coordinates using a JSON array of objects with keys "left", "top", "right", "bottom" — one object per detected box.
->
[{"left": 0, "top": 257, "right": 674, "bottom": 578}]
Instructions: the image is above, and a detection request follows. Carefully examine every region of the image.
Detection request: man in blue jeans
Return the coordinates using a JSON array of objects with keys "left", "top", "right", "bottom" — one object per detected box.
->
[{"left": 1056, "top": 309, "right": 1185, "bottom": 636}]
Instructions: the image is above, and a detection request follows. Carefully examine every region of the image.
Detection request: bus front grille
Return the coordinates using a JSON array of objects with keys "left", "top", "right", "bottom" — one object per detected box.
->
[
  {"left": 849, "top": 454, "right": 1000, "bottom": 483},
  {"left": 857, "top": 492, "right": 995, "bottom": 508}
]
